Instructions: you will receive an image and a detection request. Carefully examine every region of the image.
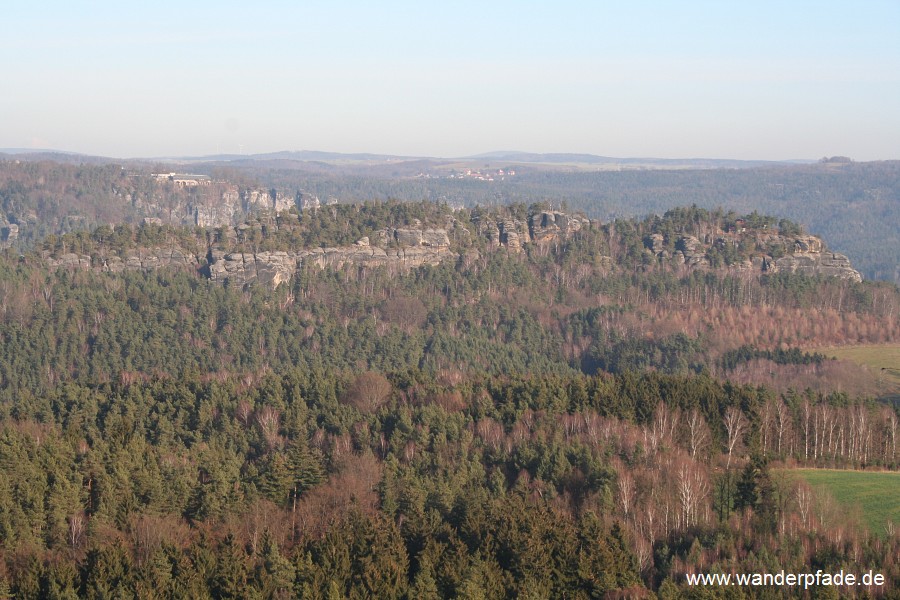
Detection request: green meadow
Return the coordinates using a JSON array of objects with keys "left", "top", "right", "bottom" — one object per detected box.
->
[
  {"left": 817, "top": 344, "right": 900, "bottom": 394},
  {"left": 786, "top": 469, "right": 900, "bottom": 536}
]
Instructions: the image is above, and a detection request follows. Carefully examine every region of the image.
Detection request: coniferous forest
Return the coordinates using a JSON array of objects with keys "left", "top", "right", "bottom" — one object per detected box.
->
[{"left": 0, "top": 193, "right": 897, "bottom": 598}]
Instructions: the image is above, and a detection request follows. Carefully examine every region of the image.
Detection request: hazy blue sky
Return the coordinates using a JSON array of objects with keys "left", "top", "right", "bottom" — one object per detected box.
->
[{"left": 3, "top": 1, "right": 899, "bottom": 160}]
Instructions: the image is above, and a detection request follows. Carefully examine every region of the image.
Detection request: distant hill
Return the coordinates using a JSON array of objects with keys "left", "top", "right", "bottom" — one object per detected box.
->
[
  {"left": 2, "top": 147, "right": 810, "bottom": 170},
  {"left": 465, "top": 150, "right": 802, "bottom": 169},
  {"left": 0, "top": 148, "right": 116, "bottom": 164},
  {"left": 164, "top": 150, "right": 417, "bottom": 163}
]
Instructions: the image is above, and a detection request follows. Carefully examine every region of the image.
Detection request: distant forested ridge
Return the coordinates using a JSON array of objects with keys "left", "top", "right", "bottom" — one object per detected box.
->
[{"left": 2, "top": 157, "right": 899, "bottom": 283}]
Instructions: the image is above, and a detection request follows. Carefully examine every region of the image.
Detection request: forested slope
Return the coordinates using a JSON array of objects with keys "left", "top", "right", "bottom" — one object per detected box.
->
[{"left": 0, "top": 201, "right": 897, "bottom": 597}]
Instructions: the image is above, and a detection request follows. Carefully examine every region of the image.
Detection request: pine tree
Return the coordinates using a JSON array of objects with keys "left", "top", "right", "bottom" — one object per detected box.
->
[
  {"left": 256, "top": 530, "right": 296, "bottom": 599},
  {"left": 211, "top": 534, "right": 251, "bottom": 599}
]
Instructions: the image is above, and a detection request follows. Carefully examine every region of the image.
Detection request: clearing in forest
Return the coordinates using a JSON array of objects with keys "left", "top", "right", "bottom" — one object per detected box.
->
[
  {"left": 786, "top": 469, "right": 900, "bottom": 537},
  {"left": 814, "top": 344, "right": 900, "bottom": 396}
]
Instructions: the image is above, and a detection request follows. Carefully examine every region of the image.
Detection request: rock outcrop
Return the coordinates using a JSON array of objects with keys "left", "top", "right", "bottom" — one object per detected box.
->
[
  {"left": 207, "top": 251, "right": 297, "bottom": 289},
  {"left": 644, "top": 233, "right": 665, "bottom": 255},
  {"left": 529, "top": 211, "right": 588, "bottom": 242},
  {"left": 791, "top": 235, "right": 825, "bottom": 254},
  {"left": 772, "top": 252, "right": 862, "bottom": 282},
  {"left": 298, "top": 192, "right": 320, "bottom": 211},
  {"left": 750, "top": 233, "right": 861, "bottom": 281},
  {"left": 44, "top": 225, "right": 456, "bottom": 290},
  {"left": 642, "top": 229, "right": 862, "bottom": 281},
  {"left": 106, "top": 247, "right": 200, "bottom": 273},
  {"left": 47, "top": 248, "right": 201, "bottom": 273},
  {"left": 0, "top": 223, "right": 18, "bottom": 249},
  {"left": 420, "top": 229, "right": 451, "bottom": 247},
  {"left": 242, "top": 188, "right": 297, "bottom": 214},
  {"left": 46, "top": 253, "right": 93, "bottom": 270},
  {"left": 195, "top": 203, "right": 240, "bottom": 228},
  {"left": 675, "top": 236, "right": 710, "bottom": 267},
  {"left": 499, "top": 220, "right": 526, "bottom": 251},
  {"left": 476, "top": 211, "right": 590, "bottom": 251},
  {"left": 40, "top": 208, "right": 864, "bottom": 290},
  {"left": 206, "top": 229, "right": 455, "bottom": 289},
  {"left": 273, "top": 192, "right": 296, "bottom": 213}
]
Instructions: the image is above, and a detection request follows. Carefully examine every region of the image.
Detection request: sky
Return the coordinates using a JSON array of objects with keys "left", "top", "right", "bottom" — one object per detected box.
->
[{"left": 2, "top": 1, "right": 899, "bottom": 160}]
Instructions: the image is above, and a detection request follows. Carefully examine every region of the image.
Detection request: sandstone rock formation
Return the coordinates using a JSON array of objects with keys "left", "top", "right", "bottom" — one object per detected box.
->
[
  {"left": 195, "top": 203, "right": 240, "bottom": 228},
  {"left": 242, "top": 188, "right": 298, "bottom": 214},
  {"left": 644, "top": 229, "right": 861, "bottom": 281},
  {"left": 205, "top": 229, "right": 455, "bottom": 289},
  {"left": 676, "top": 236, "right": 709, "bottom": 267},
  {"left": 46, "top": 253, "right": 93, "bottom": 270},
  {"left": 773, "top": 252, "right": 862, "bottom": 282},
  {"left": 0, "top": 223, "right": 18, "bottom": 249},
  {"left": 792, "top": 235, "right": 824, "bottom": 254},
  {"left": 644, "top": 233, "right": 665, "bottom": 255},
  {"left": 529, "top": 211, "right": 588, "bottom": 243},
  {"left": 499, "top": 220, "right": 524, "bottom": 251},
  {"left": 207, "top": 251, "right": 297, "bottom": 289},
  {"left": 746, "top": 233, "right": 861, "bottom": 281},
  {"left": 40, "top": 209, "right": 864, "bottom": 291}
]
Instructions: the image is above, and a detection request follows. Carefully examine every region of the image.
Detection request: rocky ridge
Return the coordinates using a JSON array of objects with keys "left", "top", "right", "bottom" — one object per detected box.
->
[
  {"left": 41, "top": 209, "right": 864, "bottom": 289},
  {"left": 644, "top": 230, "right": 862, "bottom": 281},
  {"left": 45, "top": 227, "right": 454, "bottom": 290},
  {"left": 476, "top": 210, "right": 590, "bottom": 251}
]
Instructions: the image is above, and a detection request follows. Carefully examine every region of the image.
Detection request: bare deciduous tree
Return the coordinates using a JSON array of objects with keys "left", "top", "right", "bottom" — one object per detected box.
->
[
  {"left": 685, "top": 408, "right": 710, "bottom": 459},
  {"left": 616, "top": 466, "right": 636, "bottom": 521},
  {"left": 775, "top": 400, "right": 791, "bottom": 457},
  {"left": 795, "top": 482, "right": 814, "bottom": 530},
  {"left": 256, "top": 405, "right": 282, "bottom": 449},
  {"left": 677, "top": 461, "right": 710, "bottom": 529},
  {"left": 475, "top": 418, "right": 504, "bottom": 451},
  {"left": 68, "top": 512, "right": 86, "bottom": 548},
  {"left": 344, "top": 372, "right": 392, "bottom": 413},
  {"left": 723, "top": 407, "right": 746, "bottom": 470}
]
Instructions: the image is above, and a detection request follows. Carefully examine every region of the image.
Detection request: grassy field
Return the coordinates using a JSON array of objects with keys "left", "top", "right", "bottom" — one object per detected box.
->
[
  {"left": 815, "top": 344, "right": 900, "bottom": 396},
  {"left": 785, "top": 469, "right": 900, "bottom": 536}
]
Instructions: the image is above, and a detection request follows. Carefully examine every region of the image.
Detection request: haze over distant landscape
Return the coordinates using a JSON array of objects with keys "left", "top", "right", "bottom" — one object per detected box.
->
[{"left": 3, "top": 1, "right": 899, "bottom": 160}]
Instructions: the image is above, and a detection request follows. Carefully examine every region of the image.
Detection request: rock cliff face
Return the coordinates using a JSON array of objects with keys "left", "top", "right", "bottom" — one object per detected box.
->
[
  {"left": 529, "top": 211, "right": 589, "bottom": 243},
  {"left": 105, "top": 248, "right": 200, "bottom": 273},
  {"left": 0, "top": 223, "right": 18, "bottom": 249},
  {"left": 243, "top": 188, "right": 273, "bottom": 212},
  {"left": 477, "top": 211, "right": 590, "bottom": 252},
  {"left": 206, "top": 250, "right": 297, "bottom": 289},
  {"left": 205, "top": 239, "right": 454, "bottom": 290},
  {"left": 771, "top": 252, "right": 861, "bottom": 281},
  {"left": 499, "top": 220, "right": 528, "bottom": 251},
  {"left": 40, "top": 209, "right": 864, "bottom": 289},
  {"left": 120, "top": 182, "right": 317, "bottom": 230},
  {"left": 46, "top": 248, "right": 201, "bottom": 273},
  {"left": 46, "top": 253, "right": 93, "bottom": 270},
  {"left": 751, "top": 233, "right": 861, "bottom": 281},
  {"left": 643, "top": 229, "right": 862, "bottom": 281},
  {"left": 242, "top": 188, "right": 298, "bottom": 214},
  {"left": 675, "top": 236, "right": 710, "bottom": 267},
  {"left": 195, "top": 201, "right": 240, "bottom": 228},
  {"left": 43, "top": 226, "right": 456, "bottom": 290}
]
